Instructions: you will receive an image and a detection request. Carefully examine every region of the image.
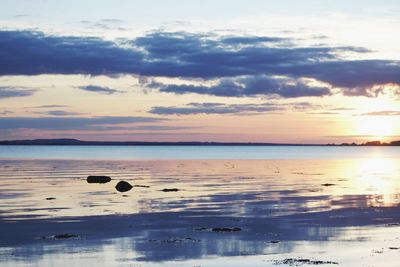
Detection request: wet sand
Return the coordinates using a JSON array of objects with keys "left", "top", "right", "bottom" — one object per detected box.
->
[{"left": 0, "top": 159, "right": 399, "bottom": 266}]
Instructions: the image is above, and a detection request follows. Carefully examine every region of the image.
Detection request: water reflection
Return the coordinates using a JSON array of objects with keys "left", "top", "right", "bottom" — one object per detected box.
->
[{"left": 0, "top": 158, "right": 400, "bottom": 265}]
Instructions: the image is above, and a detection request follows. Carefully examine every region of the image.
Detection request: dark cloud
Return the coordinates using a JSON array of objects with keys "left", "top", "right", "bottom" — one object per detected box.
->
[
  {"left": 0, "top": 30, "right": 399, "bottom": 97},
  {"left": 0, "top": 116, "right": 166, "bottom": 130},
  {"left": 361, "top": 111, "right": 400, "bottom": 116},
  {"left": 78, "top": 85, "right": 123, "bottom": 94},
  {"left": 0, "top": 87, "right": 36, "bottom": 98},
  {"left": 43, "top": 110, "right": 85, "bottom": 116},
  {"left": 0, "top": 30, "right": 143, "bottom": 76},
  {"left": 153, "top": 76, "right": 331, "bottom": 98},
  {"left": 150, "top": 101, "right": 321, "bottom": 115}
]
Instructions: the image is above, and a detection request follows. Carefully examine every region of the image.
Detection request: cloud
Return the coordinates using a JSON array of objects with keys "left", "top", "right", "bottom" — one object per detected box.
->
[
  {"left": 220, "top": 36, "right": 289, "bottom": 45},
  {"left": 122, "top": 125, "right": 196, "bottom": 131},
  {"left": 29, "top": 105, "right": 69, "bottom": 108},
  {"left": 330, "top": 107, "right": 356, "bottom": 111},
  {"left": 43, "top": 110, "right": 85, "bottom": 116},
  {"left": 78, "top": 85, "right": 123, "bottom": 94},
  {"left": 0, "top": 30, "right": 143, "bottom": 76},
  {"left": 0, "top": 30, "right": 399, "bottom": 97},
  {"left": 0, "top": 110, "right": 14, "bottom": 115},
  {"left": 0, "top": 116, "right": 167, "bottom": 130},
  {"left": 150, "top": 102, "right": 283, "bottom": 115},
  {"left": 308, "top": 112, "right": 339, "bottom": 115},
  {"left": 0, "top": 87, "right": 36, "bottom": 98},
  {"left": 153, "top": 76, "right": 331, "bottom": 98},
  {"left": 361, "top": 111, "right": 400, "bottom": 116},
  {"left": 150, "top": 101, "right": 321, "bottom": 115}
]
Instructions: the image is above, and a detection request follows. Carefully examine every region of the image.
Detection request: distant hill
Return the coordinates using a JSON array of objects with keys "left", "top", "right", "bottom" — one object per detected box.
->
[
  {"left": 0, "top": 138, "right": 399, "bottom": 146},
  {"left": 390, "top": 140, "right": 400, "bottom": 146},
  {"left": 0, "top": 138, "right": 316, "bottom": 146}
]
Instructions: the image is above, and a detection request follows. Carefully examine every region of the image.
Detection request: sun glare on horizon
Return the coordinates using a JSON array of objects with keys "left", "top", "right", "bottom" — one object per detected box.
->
[{"left": 356, "top": 116, "right": 396, "bottom": 142}]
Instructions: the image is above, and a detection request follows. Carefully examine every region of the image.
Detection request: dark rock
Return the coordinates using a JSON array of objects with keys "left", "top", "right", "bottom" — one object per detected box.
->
[
  {"left": 42, "top": 233, "right": 80, "bottom": 240},
  {"left": 211, "top": 227, "right": 242, "bottom": 232},
  {"left": 321, "top": 183, "right": 336, "bottom": 187},
  {"left": 162, "top": 188, "right": 179, "bottom": 192},
  {"left": 115, "top": 181, "right": 133, "bottom": 192},
  {"left": 54, "top": 234, "right": 79, "bottom": 239},
  {"left": 45, "top": 197, "right": 56, "bottom": 200},
  {"left": 87, "top": 176, "right": 111, "bottom": 184},
  {"left": 193, "top": 227, "right": 208, "bottom": 231}
]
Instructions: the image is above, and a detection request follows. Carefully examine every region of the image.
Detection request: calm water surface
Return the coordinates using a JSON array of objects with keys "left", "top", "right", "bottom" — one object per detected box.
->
[
  {"left": 0, "top": 146, "right": 399, "bottom": 266},
  {"left": 0, "top": 145, "right": 399, "bottom": 160}
]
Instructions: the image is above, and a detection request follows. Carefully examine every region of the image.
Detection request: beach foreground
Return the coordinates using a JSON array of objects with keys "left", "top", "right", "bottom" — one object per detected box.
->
[{"left": 0, "top": 158, "right": 399, "bottom": 266}]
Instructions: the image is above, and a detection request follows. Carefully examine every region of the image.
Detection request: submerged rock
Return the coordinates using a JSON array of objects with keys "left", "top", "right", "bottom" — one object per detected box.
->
[
  {"left": 54, "top": 234, "right": 79, "bottom": 239},
  {"left": 321, "top": 183, "right": 336, "bottom": 187},
  {"left": 161, "top": 188, "right": 179, "bottom": 192},
  {"left": 115, "top": 181, "right": 133, "bottom": 192},
  {"left": 211, "top": 227, "right": 242, "bottom": 232},
  {"left": 134, "top": 184, "right": 150, "bottom": 188},
  {"left": 148, "top": 237, "right": 200, "bottom": 243},
  {"left": 42, "top": 233, "right": 80, "bottom": 240},
  {"left": 274, "top": 258, "right": 338, "bottom": 265},
  {"left": 86, "top": 176, "right": 111, "bottom": 184}
]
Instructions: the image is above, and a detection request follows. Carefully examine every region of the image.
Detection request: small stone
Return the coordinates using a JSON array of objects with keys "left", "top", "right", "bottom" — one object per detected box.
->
[
  {"left": 115, "top": 181, "right": 133, "bottom": 192},
  {"left": 321, "top": 183, "right": 336, "bottom": 187},
  {"left": 54, "top": 234, "right": 79, "bottom": 239},
  {"left": 211, "top": 227, "right": 242, "bottom": 232},
  {"left": 87, "top": 176, "right": 111, "bottom": 184},
  {"left": 161, "top": 188, "right": 179, "bottom": 192},
  {"left": 42, "top": 233, "right": 80, "bottom": 240}
]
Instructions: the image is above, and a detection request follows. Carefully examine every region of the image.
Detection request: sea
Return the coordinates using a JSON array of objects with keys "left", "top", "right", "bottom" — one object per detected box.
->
[{"left": 0, "top": 145, "right": 399, "bottom": 160}]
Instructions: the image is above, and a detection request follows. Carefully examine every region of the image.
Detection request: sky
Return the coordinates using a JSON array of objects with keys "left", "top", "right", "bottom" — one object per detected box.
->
[{"left": 0, "top": 0, "right": 400, "bottom": 143}]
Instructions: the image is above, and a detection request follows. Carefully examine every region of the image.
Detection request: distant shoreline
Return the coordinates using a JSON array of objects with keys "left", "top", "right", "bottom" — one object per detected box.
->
[{"left": 0, "top": 139, "right": 399, "bottom": 146}]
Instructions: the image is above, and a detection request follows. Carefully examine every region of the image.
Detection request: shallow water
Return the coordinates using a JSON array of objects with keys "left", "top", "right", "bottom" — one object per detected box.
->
[
  {"left": 0, "top": 155, "right": 399, "bottom": 266},
  {"left": 1, "top": 145, "right": 400, "bottom": 160}
]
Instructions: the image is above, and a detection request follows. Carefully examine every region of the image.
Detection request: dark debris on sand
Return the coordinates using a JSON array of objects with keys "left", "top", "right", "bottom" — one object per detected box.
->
[
  {"left": 193, "top": 227, "right": 242, "bottom": 232},
  {"left": 161, "top": 188, "right": 180, "bottom": 192},
  {"left": 45, "top": 197, "right": 56, "bottom": 200},
  {"left": 321, "top": 183, "right": 336, "bottom": 187},
  {"left": 212, "top": 227, "right": 242, "bottom": 232},
  {"left": 86, "top": 175, "right": 111, "bottom": 184},
  {"left": 134, "top": 184, "right": 150, "bottom": 188},
  {"left": 274, "top": 258, "right": 338, "bottom": 266}
]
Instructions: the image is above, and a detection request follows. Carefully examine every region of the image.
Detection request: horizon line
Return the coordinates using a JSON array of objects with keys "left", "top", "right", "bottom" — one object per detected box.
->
[{"left": 0, "top": 138, "right": 398, "bottom": 146}]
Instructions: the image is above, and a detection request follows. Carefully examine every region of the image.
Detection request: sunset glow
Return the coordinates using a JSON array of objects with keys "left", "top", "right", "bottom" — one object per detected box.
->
[{"left": 0, "top": 0, "right": 399, "bottom": 143}]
